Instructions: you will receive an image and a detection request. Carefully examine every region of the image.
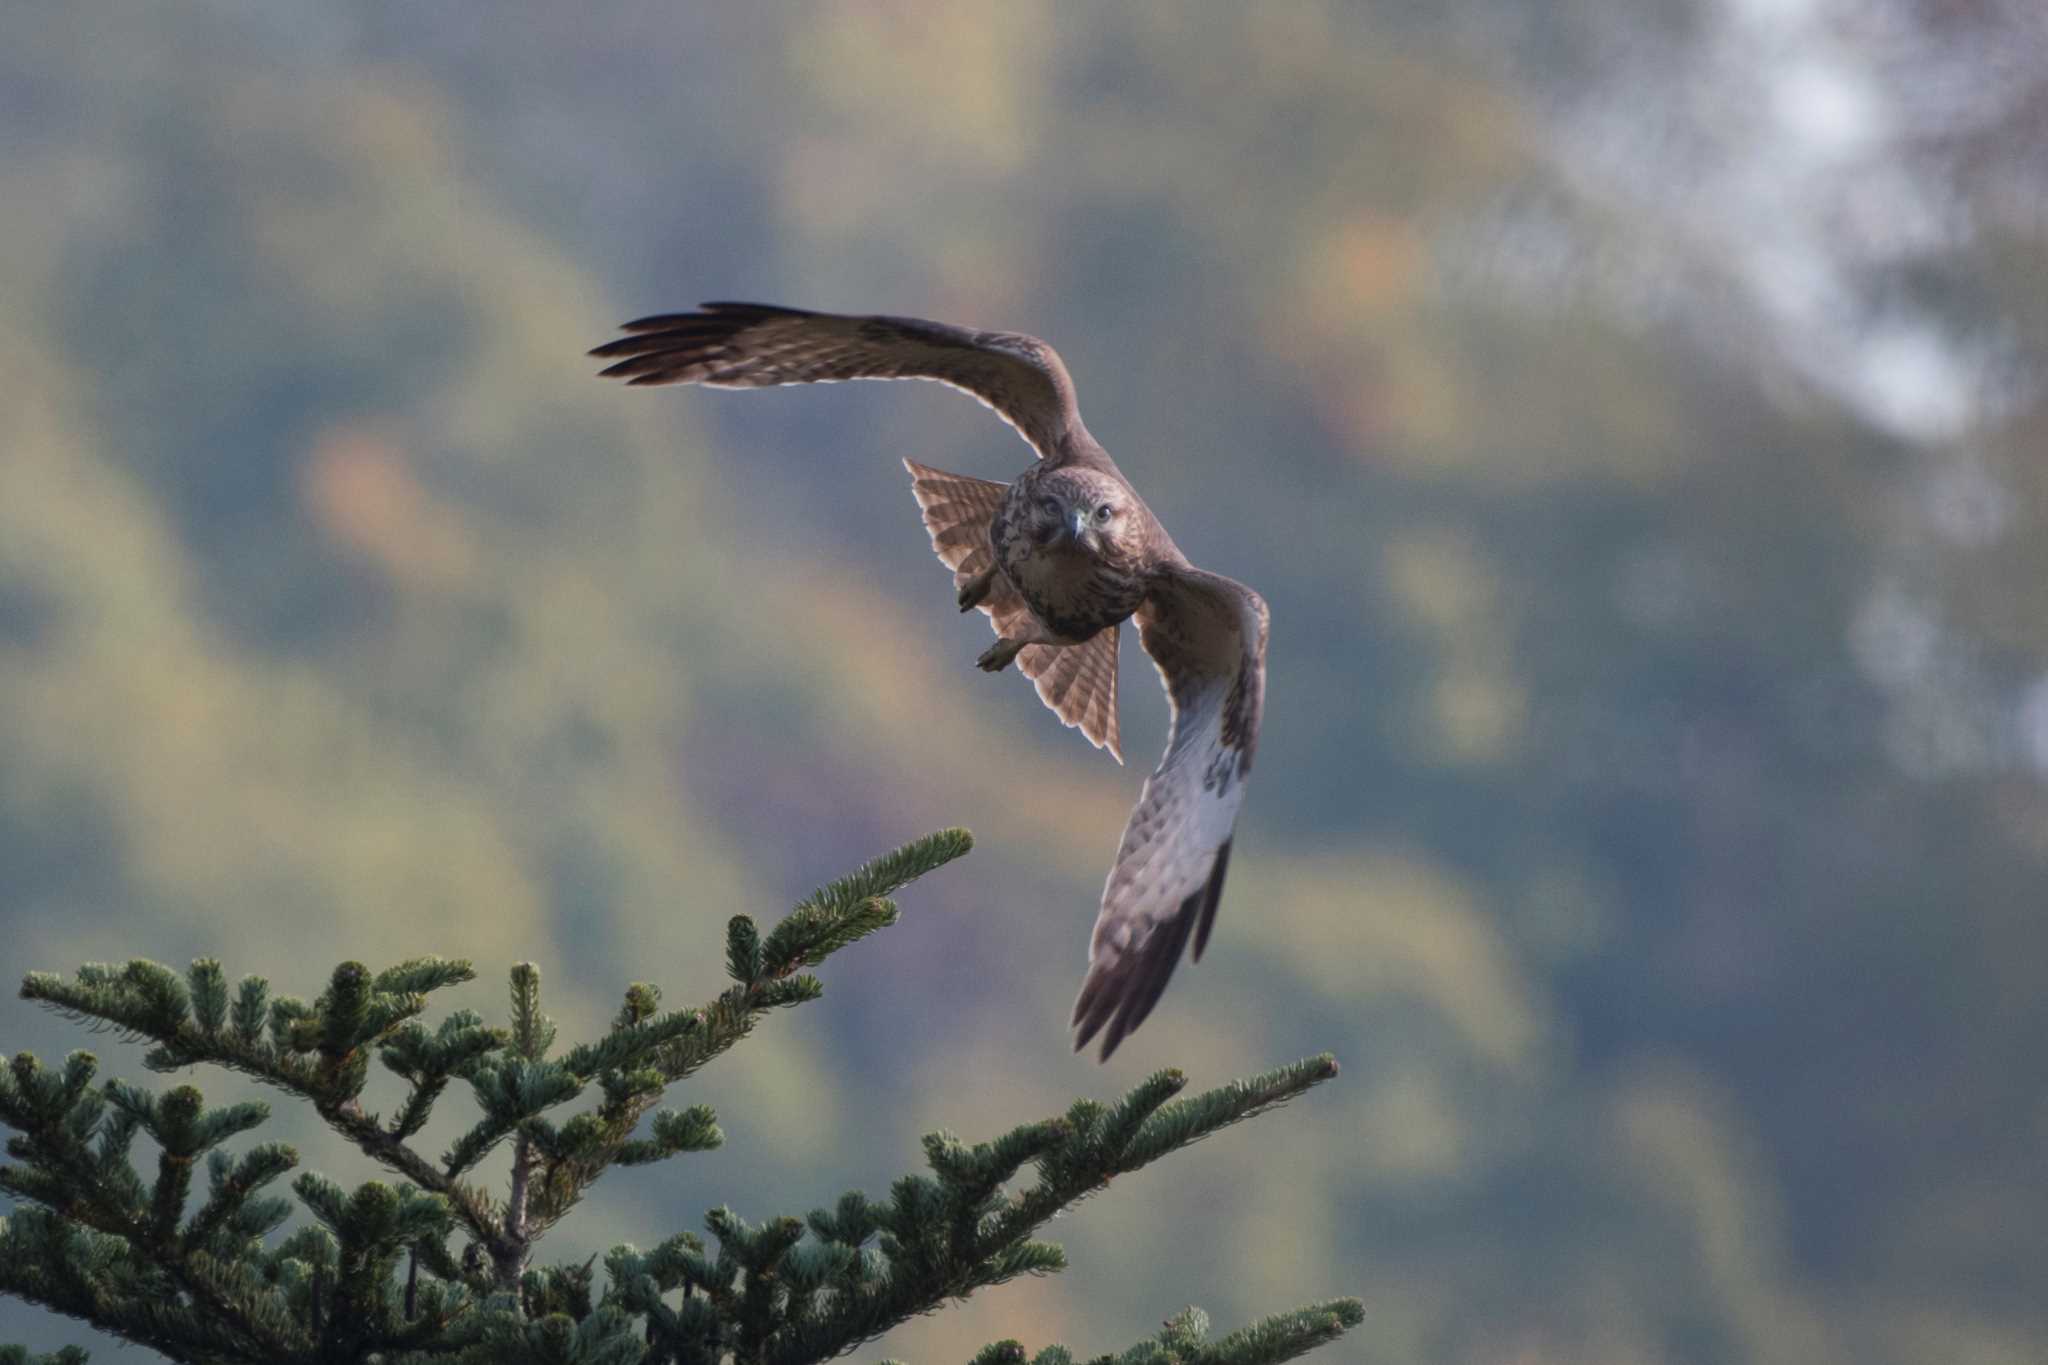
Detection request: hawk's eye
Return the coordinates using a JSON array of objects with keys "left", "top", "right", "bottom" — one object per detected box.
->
[
  {"left": 1040, "top": 497, "right": 1061, "bottom": 516},
  {"left": 1095, "top": 505, "right": 1114, "bottom": 523}
]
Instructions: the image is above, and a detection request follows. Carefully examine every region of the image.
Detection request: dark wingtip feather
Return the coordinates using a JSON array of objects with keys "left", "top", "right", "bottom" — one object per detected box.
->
[
  {"left": 595, "top": 354, "right": 671, "bottom": 380},
  {"left": 1070, "top": 889, "right": 1205, "bottom": 1062},
  {"left": 1190, "top": 840, "right": 1232, "bottom": 963},
  {"left": 698, "top": 300, "right": 811, "bottom": 318},
  {"left": 595, "top": 304, "right": 808, "bottom": 374},
  {"left": 617, "top": 312, "right": 723, "bottom": 334}
]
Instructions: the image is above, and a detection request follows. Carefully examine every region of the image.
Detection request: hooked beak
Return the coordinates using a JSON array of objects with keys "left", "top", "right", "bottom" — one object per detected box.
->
[{"left": 1067, "top": 507, "right": 1091, "bottom": 545}]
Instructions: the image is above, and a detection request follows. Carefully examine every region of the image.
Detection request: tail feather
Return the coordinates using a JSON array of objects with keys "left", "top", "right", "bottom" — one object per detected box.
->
[{"left": 1019, "top": 630, "right": 1122, "bottom": 762}]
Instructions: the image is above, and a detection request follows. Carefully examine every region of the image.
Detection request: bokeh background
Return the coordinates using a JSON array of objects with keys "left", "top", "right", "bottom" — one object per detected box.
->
[{"left": 4, "top": 3, "right": 2047, "bottom": 1361}]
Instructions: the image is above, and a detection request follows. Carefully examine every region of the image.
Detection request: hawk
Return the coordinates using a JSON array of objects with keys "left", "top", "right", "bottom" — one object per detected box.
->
[{"left": 591, "top": 303, "right": 1268, "bottom": 1060}]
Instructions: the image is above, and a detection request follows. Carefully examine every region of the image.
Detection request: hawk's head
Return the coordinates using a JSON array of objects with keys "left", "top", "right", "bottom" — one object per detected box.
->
[{"left": 1029, "top": 468, "right": 1141, "bottom": 563}]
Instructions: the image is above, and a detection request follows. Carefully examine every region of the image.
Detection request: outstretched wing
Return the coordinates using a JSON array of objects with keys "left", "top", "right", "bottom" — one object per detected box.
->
[
  {"left": 592, "top": 302, "right": 1083, "bottom": 462},
  {"left": 903, "top": 460, "right": 1122, "bottom": 761},
  {"left": 1071, "top": 567, "right": 1268, "bottom": 1061}
]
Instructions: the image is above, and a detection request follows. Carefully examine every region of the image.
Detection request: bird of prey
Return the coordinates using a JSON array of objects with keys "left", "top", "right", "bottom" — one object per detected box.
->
[{"left": 590, "top": 303, "right": 1268, "bottom": 1060}]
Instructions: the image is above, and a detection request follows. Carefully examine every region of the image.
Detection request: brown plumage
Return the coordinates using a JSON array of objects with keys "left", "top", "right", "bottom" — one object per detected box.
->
[{"left": 592, "top": 302, "right": 1268, "bottom": 1060}]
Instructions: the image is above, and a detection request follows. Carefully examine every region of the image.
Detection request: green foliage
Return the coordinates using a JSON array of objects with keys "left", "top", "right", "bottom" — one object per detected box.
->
[
  {"left": 1, "top": 1348, "right": 93, "bottom": 1365},
  {"left": 0, "top": 832, "right": 1358, "bottom": 1364},
  {"left": 952, "top": 1300, "right": 1365, "bottom": 1365}
]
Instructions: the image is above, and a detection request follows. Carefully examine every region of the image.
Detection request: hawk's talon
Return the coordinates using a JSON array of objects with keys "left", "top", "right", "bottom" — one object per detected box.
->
[
  {"left": 957, "top": 566, "right": 996, "bottom": 612},
  {"left": 978, "top": 638, "right": 1026, "bottom": 672}
]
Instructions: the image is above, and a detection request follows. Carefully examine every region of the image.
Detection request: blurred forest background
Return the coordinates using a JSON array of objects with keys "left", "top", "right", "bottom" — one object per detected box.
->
[{"left": 3, "top": 3, "right": 2046, "bottom": 1362}]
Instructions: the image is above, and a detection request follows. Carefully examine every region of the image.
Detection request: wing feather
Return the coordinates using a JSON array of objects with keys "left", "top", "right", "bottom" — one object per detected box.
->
[
  {"left": 594, "top": 303, "right": 1083, "bottom": 461},
  {"left": 1070, "top": 567, "right": 1268, "bottom": 1060}
]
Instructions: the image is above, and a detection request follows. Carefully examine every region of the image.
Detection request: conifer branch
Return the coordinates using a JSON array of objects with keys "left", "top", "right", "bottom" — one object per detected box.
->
[
  {"left": 796, "top": 828, "right": 976, "bottom": 920},
  {"left": 0, "top": 1344, "right": 92, "bottom": 1365},
  {"left": 957, "top": 1299, "right": 1366, "bottom": 1365},
  {"left": 511, "top": 831, "right": 978, "bottom": 1247},
  {"left": 606, "top": 1055, "right": 1344, "bottom": 1365},
  {"left": 1, "top": 830, "right": 1360, "bottom": 1365},
  {"left": 0, "top": 1062, "right": 313, "bottom": 1363}
]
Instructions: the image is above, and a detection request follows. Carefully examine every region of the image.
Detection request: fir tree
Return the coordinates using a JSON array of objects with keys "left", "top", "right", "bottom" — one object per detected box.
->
[{"left": 0, "top": 829, "right": 1361, "bottom": 1364}]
